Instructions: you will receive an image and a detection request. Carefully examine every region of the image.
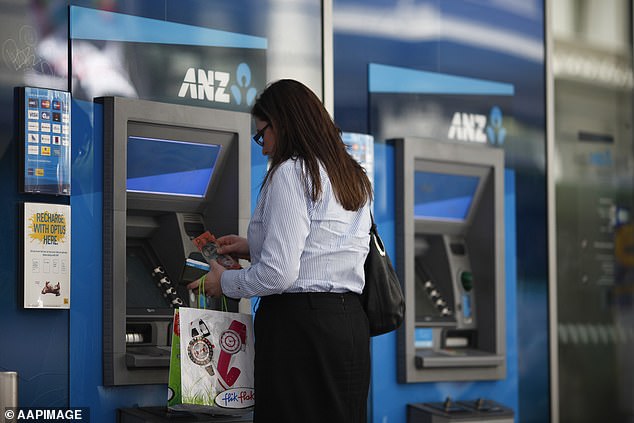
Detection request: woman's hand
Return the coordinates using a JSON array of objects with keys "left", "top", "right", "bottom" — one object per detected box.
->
[
  {"left": 216, "top": 235, "right": 250, "bottom": 260},
  {"left": 186, "top": 260, "right": 225, "bottom": 298}
]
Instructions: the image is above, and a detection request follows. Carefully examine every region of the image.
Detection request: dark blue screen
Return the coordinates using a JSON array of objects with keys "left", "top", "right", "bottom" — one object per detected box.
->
[
  {"left": 127, "top": 136, "right": 221, "bottom": 197},
  {"left": 414, "top": 171, "right": 479, "bottom": 221}
]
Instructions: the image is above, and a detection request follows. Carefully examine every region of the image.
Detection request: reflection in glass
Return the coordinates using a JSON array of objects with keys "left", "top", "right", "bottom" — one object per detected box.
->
[{"left": 553, "top": 1, "right": 634, "bottom": 421}]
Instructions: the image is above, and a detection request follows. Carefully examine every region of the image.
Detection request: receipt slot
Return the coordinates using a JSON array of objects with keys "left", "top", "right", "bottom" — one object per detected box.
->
[{"left": 394, "top": 137, "right": 505, "bottom": 382}]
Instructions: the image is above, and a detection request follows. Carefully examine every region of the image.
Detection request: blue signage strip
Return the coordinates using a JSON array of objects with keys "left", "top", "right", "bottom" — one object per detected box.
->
[
  {"left": 70, "top": 6, "right": 267, "bottom": 49},
  {"left": 369, "top": 63, "right": 514, "bottom": 96}
]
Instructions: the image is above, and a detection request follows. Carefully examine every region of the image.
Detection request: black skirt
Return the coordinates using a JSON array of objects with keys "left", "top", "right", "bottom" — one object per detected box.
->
[{"left": 253, "top": 292, "right": 370, "bottom": 423}]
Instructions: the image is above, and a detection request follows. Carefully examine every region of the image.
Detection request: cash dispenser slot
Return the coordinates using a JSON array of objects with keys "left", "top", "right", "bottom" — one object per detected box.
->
[
  {"left": 125, "top": 320, "right": 172, "bottom": 369},
  {"left": 415, "top": 350, "right": 505, "bottom": 369},
  {"left": 416, "top": 353, "right": 505, "bottom": 369}
]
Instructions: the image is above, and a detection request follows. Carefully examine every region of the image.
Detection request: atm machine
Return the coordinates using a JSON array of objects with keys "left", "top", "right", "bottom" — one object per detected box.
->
[
  {"left": 394, "top": 137, "right": 505, "bottom": 383},
  {"left": 100, "top": 97, "right": 251, "bottom": 386}
]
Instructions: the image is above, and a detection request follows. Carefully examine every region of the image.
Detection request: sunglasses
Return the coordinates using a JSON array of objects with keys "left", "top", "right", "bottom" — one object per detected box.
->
[{"left": 252, "top": 123, "right": 270, "bottom": 146}]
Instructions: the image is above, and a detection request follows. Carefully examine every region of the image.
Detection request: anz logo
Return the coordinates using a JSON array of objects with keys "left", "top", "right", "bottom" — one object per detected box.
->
[
  {"left": 179, "top": 68, "right": 230, "bottom": 103},
  {"left": 447, "top": 106, "right": 507, "bottom": 146},
  {"left": 178, "top": 63, "right": 257, "bottom": 106}
]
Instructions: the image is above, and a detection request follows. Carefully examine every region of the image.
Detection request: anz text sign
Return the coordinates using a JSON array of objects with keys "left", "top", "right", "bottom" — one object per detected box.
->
[
  {"left": 177, "top": 62, "right": 261, "bottom": 111},
  {"left": 447, "top": 106, "right": 507, "bottom": 147}
]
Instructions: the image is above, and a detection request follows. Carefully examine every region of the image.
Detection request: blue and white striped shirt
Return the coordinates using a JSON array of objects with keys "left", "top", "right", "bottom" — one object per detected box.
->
[{"left": 220, "top": 158, "right": 371, "bottom": 299}]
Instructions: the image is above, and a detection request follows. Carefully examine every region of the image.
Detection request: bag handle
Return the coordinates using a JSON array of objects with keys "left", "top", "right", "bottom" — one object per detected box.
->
[
  {"left": 369, "top": 211, "right": 386, "bottom": 257},
  {"left": 195, "top": 275, "right": 229, "bottom": 312}
]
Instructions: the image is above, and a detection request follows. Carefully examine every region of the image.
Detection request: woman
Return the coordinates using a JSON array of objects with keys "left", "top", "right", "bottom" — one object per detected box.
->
[{"left": 189, "top": 79, "right": 373, "bottom": 423}]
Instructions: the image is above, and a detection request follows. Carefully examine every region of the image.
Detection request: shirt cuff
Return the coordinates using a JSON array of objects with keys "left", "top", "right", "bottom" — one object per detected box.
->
[{"left": 220, "top": 269, "right": 245, "bottom": 299}]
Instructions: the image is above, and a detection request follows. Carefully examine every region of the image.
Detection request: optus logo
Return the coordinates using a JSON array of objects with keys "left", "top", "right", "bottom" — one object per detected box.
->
[
  {"left": 447, "top": 106, "right": 507, "bottom": 146},
  {"left": 178, "top": 63, "right": 257, "bottom": 106}
]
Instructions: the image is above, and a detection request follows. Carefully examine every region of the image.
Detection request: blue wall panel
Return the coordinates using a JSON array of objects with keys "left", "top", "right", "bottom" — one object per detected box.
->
[
  {"left": 0, "top": 120, "right": 69, "bottom": 407},
  {"left": 0, "top": 0, "right": 69, "bottom": 408}
]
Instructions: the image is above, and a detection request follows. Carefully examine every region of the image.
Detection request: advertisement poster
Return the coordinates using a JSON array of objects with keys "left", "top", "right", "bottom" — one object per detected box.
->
[
  {"left": 22, "top": 87, "right": 71, "bottom": 195},
  {"left": 23, "top": 202, "right": 71, "bottom": 309}
]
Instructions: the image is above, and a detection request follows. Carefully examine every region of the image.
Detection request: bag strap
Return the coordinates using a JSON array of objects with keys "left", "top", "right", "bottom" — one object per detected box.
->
[
  {"left": 195, "top": 275, "right": 229, "bottom": 312},
  {"left": 196, "top": 275, "right": 207, "bottom": 309},
  {"left": 368, "top": 211, "right": 386, "bottom": 256}
]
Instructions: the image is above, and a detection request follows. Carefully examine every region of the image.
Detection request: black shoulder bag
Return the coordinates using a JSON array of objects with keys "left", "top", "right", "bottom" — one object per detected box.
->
[{"left": 361, "top": 212, "right": 405, "bottom": 336}]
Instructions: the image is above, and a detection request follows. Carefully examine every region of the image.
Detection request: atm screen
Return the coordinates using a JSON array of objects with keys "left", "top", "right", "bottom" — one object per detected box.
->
[
  {"left": 127, "top": 136, "right": 222, "bottom": 197},
  {"left": 414, "top": 171, "right": 479, "bottom": 221}
]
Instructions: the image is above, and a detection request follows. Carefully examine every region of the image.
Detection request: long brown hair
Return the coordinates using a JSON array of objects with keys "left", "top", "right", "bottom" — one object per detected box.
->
[{"left": 252, "top": 79, "right": 372, "bottom": 211}]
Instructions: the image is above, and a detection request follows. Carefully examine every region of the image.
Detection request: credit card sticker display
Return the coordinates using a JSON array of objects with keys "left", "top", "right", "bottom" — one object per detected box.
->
[{"left": 20, "top": 87, "right": 71, "bottom": 195}]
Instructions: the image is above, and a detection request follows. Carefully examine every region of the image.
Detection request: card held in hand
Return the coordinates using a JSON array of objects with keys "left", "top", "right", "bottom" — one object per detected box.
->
[{"left": 193, "top": 231, "right": 242, "bottom": 270}]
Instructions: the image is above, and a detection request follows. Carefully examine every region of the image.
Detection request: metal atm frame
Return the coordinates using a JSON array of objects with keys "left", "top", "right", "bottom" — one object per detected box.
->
[
  {"left": 101, "top": 97, "right": 251, "bottom": 386},
  {"left": 394, "top": 137, "right": 506, "bottom": 383}
]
